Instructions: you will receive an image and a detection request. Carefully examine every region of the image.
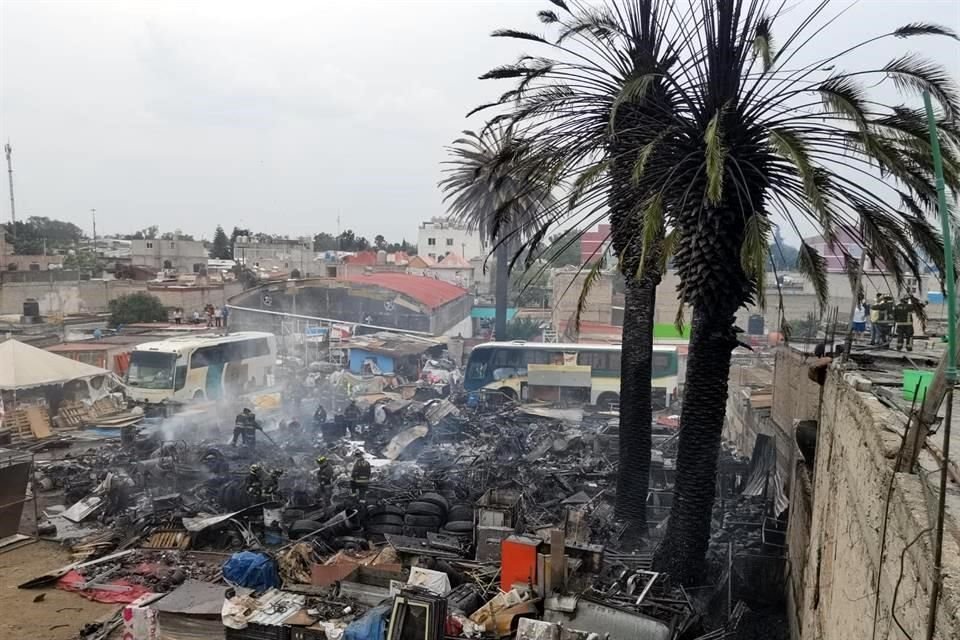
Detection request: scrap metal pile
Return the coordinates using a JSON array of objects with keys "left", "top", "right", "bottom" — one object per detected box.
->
[{"left": 18, "top": 393, "right": 787, "bottom": 640}]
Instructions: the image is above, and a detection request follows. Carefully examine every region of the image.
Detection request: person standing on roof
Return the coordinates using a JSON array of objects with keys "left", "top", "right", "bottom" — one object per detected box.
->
[{"left": 894, "top": 295, "right": 925, "bottom": 352}]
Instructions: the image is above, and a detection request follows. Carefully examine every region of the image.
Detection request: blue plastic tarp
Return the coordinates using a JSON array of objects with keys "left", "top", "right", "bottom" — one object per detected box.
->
[
  {"left": 344, "top": 604, "right": 391, "bottom": 640},
  {"left": 222, "top": 552, "right": 280, "bottom": 591}
]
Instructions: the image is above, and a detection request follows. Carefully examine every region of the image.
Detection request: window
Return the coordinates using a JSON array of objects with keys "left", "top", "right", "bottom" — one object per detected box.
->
[
  {"left": 491, "top": 348, "right": 523, "bottom": 368},
  {"left": 146, "top": 242, "right": 153, "bottom": 249},
  {"left": 170, "top": 242, "right": 175, "bottom": 249},
  {"left": 652, "top": 352, "right": 674, "bottom": 375},
  {"left": 193, "top": 263, "right": 202, "bottom": 273},
  {"left": 446, "top": 238, "right": 454, "bottom": 246},
  {"left": 577, "top": 350, "right": 621, "bottom": 374},
  {"left": 427, "top": 238, "right": 436, "bottom": 246},
  {"left": 127, "top": 352, "right": 176, "bottom": 389}
]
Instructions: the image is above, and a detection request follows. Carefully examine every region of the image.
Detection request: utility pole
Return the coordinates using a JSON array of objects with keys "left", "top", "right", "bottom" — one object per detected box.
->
[
  {"left": 91, "top": 208, "right": 97, "bottom": 254},
  {"left": 4, "top": 141, "right": 16, "bottom": 240}
]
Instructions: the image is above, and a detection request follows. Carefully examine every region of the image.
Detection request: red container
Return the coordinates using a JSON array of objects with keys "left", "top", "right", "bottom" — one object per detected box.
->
[{"left": 500, "top": 535, "right": 541, "bottom": 593}]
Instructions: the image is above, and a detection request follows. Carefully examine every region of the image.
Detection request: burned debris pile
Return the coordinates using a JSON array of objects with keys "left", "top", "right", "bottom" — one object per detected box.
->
[{"left": 14, "top": 389, "right": 787, "bottom": 640}]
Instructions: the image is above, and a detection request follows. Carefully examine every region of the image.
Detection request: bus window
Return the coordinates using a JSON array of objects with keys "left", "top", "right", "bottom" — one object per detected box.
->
[
  {"left": 465, "top": 349, "right": 492, "bottom": 383},
  {"left": 652, "top": 352, "right": 675, "bottom": 376},
  {"left": 577, "top": 350, "right": 621, "bottom": 376},
  {"left": 174, "top": 363, "right": 187, "bottom": 390},
  {"left": 491, "top": 348, "right": 523, "bottom": 369},
  {"left": 191, "top": 345, "right": 225, "bottom": 369},
  {"left": 127, "top": 352, "right": 176, "bottom": 389}
]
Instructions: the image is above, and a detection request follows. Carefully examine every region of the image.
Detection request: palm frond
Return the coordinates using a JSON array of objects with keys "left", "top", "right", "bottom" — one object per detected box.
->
[
  {"left": 491, "top": 29, "right": 549, "bottom": 44},
  {"left": 609, "top": 74, "right": 656, "bottom": 134},
  {"left": 797, "top": 242, "right": 828, "bottom": 311},
  {"left": 574, "top": 254, "right": 607, "bottom": 333},
  {"left": 538, "top": 10, "right": 559, "bottom": 24},
  {"left": 883, "top": 53, "right": 960, "bottom": 120},
  {"left": 704, "top": 108, "right": 727, "bottom": 205},
  {"left": 893, "top": 23, "right": 958, "bottom": 40},
  {"left": 818, "top": 76, "right": 869, "bottom": 130},
  {"left": 637, "top": 195, "right": 664, "bottom": 280},
  {"left": 752, "top": 15, "right": 775, "bottom": 70},
  {"left": 741, "top": 213, "right": 771, "bottom": 309}
]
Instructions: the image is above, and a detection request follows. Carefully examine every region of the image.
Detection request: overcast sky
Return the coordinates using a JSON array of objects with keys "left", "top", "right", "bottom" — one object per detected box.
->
[{"left": 1, "top": 0, "right": 958, "bottom": 244}]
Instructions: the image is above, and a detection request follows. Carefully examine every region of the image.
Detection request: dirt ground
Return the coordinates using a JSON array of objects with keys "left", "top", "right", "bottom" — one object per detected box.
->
[{"left": 0, "top": 540, "right": 118, "bottom": 640}]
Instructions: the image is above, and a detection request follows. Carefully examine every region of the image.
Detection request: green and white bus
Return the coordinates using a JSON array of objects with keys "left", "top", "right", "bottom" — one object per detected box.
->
[
  {"left": 125, "top": 331, "right": 277, "bottom": 404},
  {"left": 463, "top": 341, "right": 679, "bottom": 409}
]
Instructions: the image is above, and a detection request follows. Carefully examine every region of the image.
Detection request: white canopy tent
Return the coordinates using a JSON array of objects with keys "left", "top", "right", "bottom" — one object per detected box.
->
[{"left": 0, "top": 339, "right": 110, "bottom": 391}]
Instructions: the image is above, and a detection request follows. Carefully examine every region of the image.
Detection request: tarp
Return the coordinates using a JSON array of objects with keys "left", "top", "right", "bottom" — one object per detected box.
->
[{"left": 0, "top": 339, "right": 109, "bottom": 390}]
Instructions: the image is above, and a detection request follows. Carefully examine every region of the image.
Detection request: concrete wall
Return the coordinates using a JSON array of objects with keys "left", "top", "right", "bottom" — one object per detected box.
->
[
  {"left": 550, "top": 268, "right": 614, "bottom": 332},
  {"left": 130, "top": 238, "right": 207, "bottom": 272},
  {"left": 771, "top": 350, "right": 821, "bottom": 430},
  {"left": 0, "top": 279, "right": 241, "bottom": 316},
  {"left": 780, "top": 364, "right": 960, "bottom": 640}
]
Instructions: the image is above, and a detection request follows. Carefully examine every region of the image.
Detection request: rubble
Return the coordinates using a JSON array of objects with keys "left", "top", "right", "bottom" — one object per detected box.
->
[{"left": 2, "top": 342, "right": 790, "bottom": 640}]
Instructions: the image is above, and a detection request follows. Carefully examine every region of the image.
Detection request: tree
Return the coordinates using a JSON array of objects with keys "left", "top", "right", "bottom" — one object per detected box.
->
[
  {"left": 543, "top": 231, "right": 581, "bottom": 267},
  {"left": 476, "top": 0, "right": 678, "bottom": 526},
  {"left": 511, "top": 266, "right": 550, "bottom": 308},
  {"left": 210, "top": 225, "right": 232, "bottom": 259},
  {"left": 313, "top": 232, "right": 338, "bottom": 252},
  {"left": 6, "top": 216, "right": 84, "bottom": 254},
  {"left": 125, "top": 225, "right": 158, "bottom": 240},
  {"left": 768, "top": 227, "right": 799, "bottom": 271},
  {"left": 616, "top": 0, "right": 959, "bottom": 583},
  {"left": 337, "top": 230, "right": 370, "bottom": 252},
  {"left": 374, "top": 234, "right": 386, "bottom": 250},
  {"left": 108, "top": 292, "right": 167, "bottom": 327},
  {"left": 440, "top": 127, "right": 557, "bottom": 339}
]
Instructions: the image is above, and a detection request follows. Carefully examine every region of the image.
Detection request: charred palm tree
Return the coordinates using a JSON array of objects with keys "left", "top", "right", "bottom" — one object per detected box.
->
[
  {"left": 440, "top": 127, "right": 557, "bottom": 341},
  {"left": 474, "top": 0, "right": 685, "bottom": 525},
  {"left": 626, "top": 0, "right": 960, "bottom": 584}
]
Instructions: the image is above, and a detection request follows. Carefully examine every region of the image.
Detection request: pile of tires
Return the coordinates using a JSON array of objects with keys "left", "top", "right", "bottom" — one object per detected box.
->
[
  {"left": 365, "top": 504, "right": 405, "bottom": 540},
  {"left": 440, "top": 503, "right": 474, "bottom": 542},
  {"left": 403, "top": 493, "right": 448, "bottom": 538}
]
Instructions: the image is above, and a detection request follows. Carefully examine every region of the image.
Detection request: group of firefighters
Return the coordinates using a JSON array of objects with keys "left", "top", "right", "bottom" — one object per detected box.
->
[
  {"left": 232, "top": 402, "right": 372, "bottom": 504},
  {"left": 858, "top": 292, "right": 926, "bottom": 352}
]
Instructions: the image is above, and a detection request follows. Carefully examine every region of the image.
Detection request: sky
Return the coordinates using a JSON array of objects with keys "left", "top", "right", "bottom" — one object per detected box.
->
[{"left": 1, "top": 0, "right": 958, "bottom": 244}]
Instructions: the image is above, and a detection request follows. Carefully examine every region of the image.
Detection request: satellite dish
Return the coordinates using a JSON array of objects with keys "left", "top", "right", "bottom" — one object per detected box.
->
[
  {"left": 262, "top": 294, "right": 273, "bottom": 307},
  {"left": 384, "top": 300, "right": 395, "bottom": 311}
]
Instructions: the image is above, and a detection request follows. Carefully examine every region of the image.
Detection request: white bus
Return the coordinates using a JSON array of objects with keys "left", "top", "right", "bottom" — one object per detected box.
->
[
  {"left": 125, "top": 332, "right": 277, "bottom": 404},
  {"left": 463, "top": 341, "right": 680, "bottom": 409}
]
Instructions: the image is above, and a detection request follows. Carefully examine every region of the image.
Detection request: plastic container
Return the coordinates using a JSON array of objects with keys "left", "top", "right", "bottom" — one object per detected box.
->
[{"left": 903, "top": 369, "right": 934, "bottom": 402}]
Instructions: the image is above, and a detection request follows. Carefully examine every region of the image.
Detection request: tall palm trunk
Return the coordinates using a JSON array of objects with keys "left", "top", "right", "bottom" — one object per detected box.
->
[
  {"left": 615, "top": 269, "right": 659, "bottom": 524},
  {"left": 653, "top": 303, "right": 739, "bottom": 584},
  {"left": 494, "top": 241, "right": 510, "bottom": 339}
]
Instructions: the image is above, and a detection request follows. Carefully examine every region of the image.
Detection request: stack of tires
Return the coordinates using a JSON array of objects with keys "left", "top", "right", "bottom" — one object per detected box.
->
[
  {"left": 440, "top": 503, "right": 474, "bottom": 542},
  {"left": 403, "top": 493, "right": 448, "bottom": 538},
  {"left": 365, "top": 504, "right": 405, "bottom": 541}
]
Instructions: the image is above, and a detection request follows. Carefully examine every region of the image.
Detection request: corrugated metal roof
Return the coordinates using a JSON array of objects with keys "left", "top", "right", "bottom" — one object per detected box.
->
[{"left": 342, "top": 273, "right": 467, "bottom": 310}]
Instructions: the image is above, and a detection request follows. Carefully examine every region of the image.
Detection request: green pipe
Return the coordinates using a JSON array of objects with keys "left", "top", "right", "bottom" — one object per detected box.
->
[
  {"left": 924, "top": 91, "right": 956, "bottom": 380},
  {"left": 923, "top": 90, "right": 955, "bottom": 640}
]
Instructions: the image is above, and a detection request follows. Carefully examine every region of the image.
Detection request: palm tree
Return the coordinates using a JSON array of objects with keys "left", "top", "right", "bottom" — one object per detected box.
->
[
  {"left": 622, "top": 0, "right": 960, "bottom": 584},
  {"left": 439, "top": 127, "right": 557, "bottom": 339},
  {"left": 474, "top": 0, "right": 682, "bottom": 526}
]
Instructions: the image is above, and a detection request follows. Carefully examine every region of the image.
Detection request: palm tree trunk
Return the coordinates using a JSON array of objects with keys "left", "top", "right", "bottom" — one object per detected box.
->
[
  {"left": 615, "top": 273, "right": 658, "bottom": 525},
  {"left": 653, "top": 304, "right": 738, "bottom": 584},
  {"left": 494, "top": 241, "right": 509, "bottom": 339}
]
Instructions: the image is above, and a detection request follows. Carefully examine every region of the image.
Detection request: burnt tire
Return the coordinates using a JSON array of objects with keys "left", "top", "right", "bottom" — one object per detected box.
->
[
  {"left": 417, "top": 492, "right": 449, "bottom": 512},
  {"left": 404, "top": 514, "right": 443, "bottom": 528},
  {"left": 367, "top": 504, "right": 405, "bottom": 518},
  {"left": 403, "top": 525, "right": 435, "bottom": 538},
  {"left": 368, "top": 514, "right": 405, "bottom": 527},
  {"left": 406, "top": 501, "right": 444, "bottom": 517},
  {"left": 442, "top": 520, "right": 474, "bottom": 534},
  {"left": 366, "top": 523, "right": 404, "bottom": 536},
  {"left": 289, "top": 519, "right": 323, "bottom": 539},
  {"left": 447, "top": 505, "right": 473, "bottom": 522}
]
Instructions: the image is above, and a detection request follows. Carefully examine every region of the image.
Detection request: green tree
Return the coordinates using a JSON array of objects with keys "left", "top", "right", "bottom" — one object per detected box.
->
[
  {"left": 313, "top": 232, "right": 338, "bottom": 251},
  {"left": 617, "top": 0, "right": 958, "bottom": 583},
  {"left": 769, "top": 227, "right": 799, "bottom": 271},
  {"left": 440, "top": 127, "right": 557, "bottom": 339},
  {"left": 543, "top": 231, "right": 581, "bottom": 267},
  {"left": 210, "top": 225, "right": 232, "bottom": 259},
  {"left": 6, "top": 216, "right": 84, "bottom": 254},
  {"left": 476, "top": 0, "right": 678, "bottom": 526},
  {"left": 125, "top": 225, "right": 158, "bottom": 240},
  {"left": 337, "top": 230, "right": 369, "bottom": 252},
  {"left": 108, "top": 292, "right": 167, "bottom": 327},
  {"left": 374, "top": 234, "right": 386, "bottom": 250}
]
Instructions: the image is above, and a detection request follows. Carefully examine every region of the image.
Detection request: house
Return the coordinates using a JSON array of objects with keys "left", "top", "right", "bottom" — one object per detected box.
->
[
  {"left": 345, "top": 332, "right": 445, "bottom": 377},
  {"left": 130, "top": 238, "right": 208, "bottom": 274},
  {"left": 581, "top": 224, "right": 611, "bottom": 264},
  {"left": 425, "top": 252, "right": 474, "bottom": 289},
  {"left": 417, "top": 218, "right": 485, "bottom": 261}
]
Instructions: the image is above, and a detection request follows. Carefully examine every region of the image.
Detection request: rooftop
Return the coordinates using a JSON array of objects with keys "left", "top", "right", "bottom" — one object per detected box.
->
[{"left": 340, "top": 272, "right": 468, "bottom": 310}]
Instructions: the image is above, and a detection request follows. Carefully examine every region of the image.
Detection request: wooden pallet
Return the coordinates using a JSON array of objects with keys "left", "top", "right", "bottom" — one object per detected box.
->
[{"left": 1, "top": 406, "right": 53, "bottom": 443}]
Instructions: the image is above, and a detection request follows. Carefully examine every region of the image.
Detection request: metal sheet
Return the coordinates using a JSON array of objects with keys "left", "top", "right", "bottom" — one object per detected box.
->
[
  {"left": 543, "top": 596, "right": 671, "bottom": 640},
  {"left": 153, "top": 579, "right": 239, "bottom": 616},
  {"left": 246, "top": 589, "right": 307, "bottom": 627}
]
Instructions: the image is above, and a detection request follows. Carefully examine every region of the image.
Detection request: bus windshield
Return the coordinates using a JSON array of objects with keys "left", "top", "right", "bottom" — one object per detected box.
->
[{"left": 127, "top": 351, "right": 176, "bottom": 389}]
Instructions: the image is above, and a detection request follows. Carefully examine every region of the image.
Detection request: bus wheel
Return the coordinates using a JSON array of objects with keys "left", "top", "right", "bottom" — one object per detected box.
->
[
  {"left": 193, "top": 390, "right": 205, "bottom": 400},
  {"left": 596, "top": 392, "right": 620, "bottom": 411}
]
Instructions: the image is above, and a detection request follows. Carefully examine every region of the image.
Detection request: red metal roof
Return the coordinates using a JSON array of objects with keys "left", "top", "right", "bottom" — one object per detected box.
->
[{"left": 341, "top": 273, "right": 468, "bottom": 310}]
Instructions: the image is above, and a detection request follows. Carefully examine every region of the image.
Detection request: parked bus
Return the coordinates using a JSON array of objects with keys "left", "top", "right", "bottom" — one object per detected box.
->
[
  {"left": 463, "top": 341, "right": 680, "bottom": 409},
  {"left": 125, "top": 332, "right": 277, "bottom": 404}
]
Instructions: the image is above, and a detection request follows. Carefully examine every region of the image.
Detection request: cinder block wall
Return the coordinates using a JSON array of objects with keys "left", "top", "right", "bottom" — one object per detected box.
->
[{"left": 782, "top": 363, "right": 960, "bottom": 640}]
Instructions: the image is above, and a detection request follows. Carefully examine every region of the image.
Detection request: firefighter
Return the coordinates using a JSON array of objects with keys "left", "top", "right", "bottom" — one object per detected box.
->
[
  {"left": 874, "top": 295, "right": 895, "bottom": 348},
  {"left": 342, "top": 400, "right": 361, "bottom": 437},
  {"left": 232, "top": 408, "right": 260, "bottom": 446},
  {"left": 262, "top": 468, "right": 284, "bottom": 501},
  {"left": 314, "top": 455, "right": 335, "bottom": 500},
  {"left": 313, "top": 404, "right": 327, "bottom": 428},
  {"left": 350, "top": 451, "right": 371, "bottom": 500},
  {"left": 894, "top": 295, "right": 924, "bottom": 352},
  {"left": 246, "top": 463, "right": 265, "bottom": 500}
]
